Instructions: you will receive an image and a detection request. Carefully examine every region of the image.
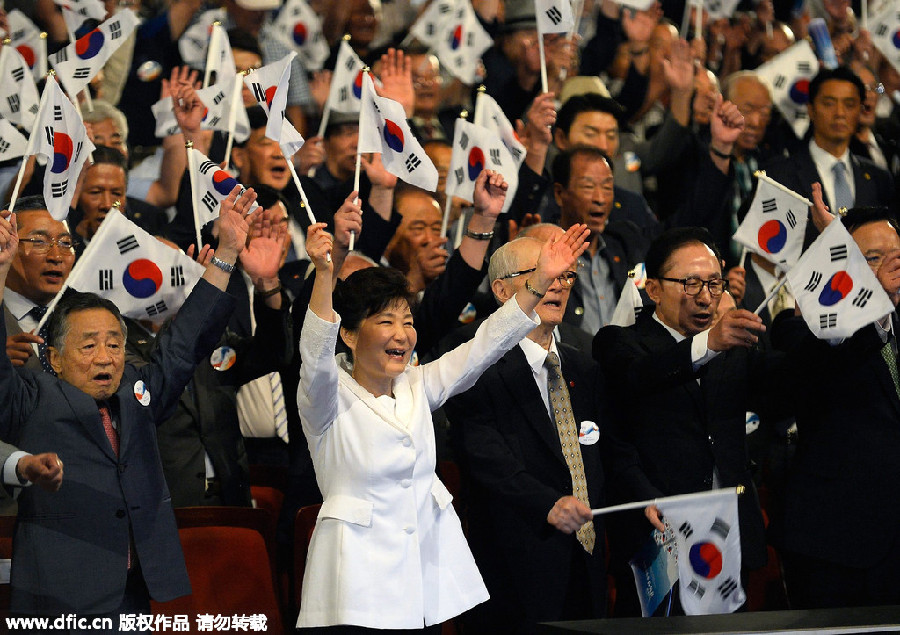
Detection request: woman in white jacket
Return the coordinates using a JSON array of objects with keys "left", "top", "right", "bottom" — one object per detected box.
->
[{"left": 296, "top": 176, "right": 589, "bottom": 633}]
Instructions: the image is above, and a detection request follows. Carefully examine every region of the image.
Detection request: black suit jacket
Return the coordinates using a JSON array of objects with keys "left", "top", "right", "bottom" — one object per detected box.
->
[
  {"left": 593, "top": 312, "right": 786, "bottom": 569},
  {"left": 444, "top": 343, "right": 609, "bottom": 631},
  {"left": 770, "top": 313, "right": 900, "bottom": 568}
]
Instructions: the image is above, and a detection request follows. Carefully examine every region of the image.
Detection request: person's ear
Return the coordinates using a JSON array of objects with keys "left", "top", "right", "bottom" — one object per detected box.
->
[
  {"left": 48, "top": 347, "right": 62, "bottom": 375},
  {"left": 645, "top": 278, "right": 662, "bottom": 305},
  {"left": 491, "top": 278, "right": 513, "bottom": 304},
  {"left": 340, "top": 327, "right": 358, "bottom": 356}
]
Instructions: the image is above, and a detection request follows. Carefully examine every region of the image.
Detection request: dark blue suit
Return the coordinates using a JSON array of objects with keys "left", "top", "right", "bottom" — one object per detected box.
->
[{"left": 0, "top": 279, "right": 235, "bottom": 615}]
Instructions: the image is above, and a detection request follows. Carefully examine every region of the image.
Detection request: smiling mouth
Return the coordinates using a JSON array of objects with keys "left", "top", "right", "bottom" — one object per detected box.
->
[{"left": 386, "top": 349, "right": 406, "bottom": 360}]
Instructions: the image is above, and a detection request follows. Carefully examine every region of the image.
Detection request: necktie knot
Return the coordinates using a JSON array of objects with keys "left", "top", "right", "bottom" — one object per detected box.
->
[{"left": 831, "top": 161, "right": 853, "bottom": 212}]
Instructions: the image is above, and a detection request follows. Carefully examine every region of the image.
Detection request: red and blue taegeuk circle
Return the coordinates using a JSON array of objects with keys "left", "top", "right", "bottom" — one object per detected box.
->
[
  {"left": 264, "top": 85, "right": 277, "bottom": 110},
  {"left": 818, "top": 271, "right": 853, "bottom": 306},
  {"left": 383, "top": 119, "right": 405, "bottom": 153},
  {"left": 353, "top": 70, "right": 364, "bottom": 99},
  {"left": 450, "top": 25, "right": 463, "bottom": 50},
  {"left": 292, "top": 22, "right": 308, "bottom": 46},
  {"left": 467, "top": 147, "right": 485, "bottom": 181},
  {"left": 51, "top": 133, "right": 74, "bottom": 174},
  {"left": 789, "top": 79, "right": 810, "bottom": 105},
  {"left": 757, "top": 219, "right": 787, "bottom": 254},
  {"left": 212, "top": 170, "right": 239, "bottom": 196},
  {"left": 76, "top": 28, "right": 105, "bottom": 60},
  {"left": 15, "top": 45, "right": 35, "bottom": 68},
  {"left": 122, "top": 259, "right": 163, "bottom": 299},
  {"left": 689, "top": 542, "right": 723, "bottom": 579},
  {"left": 892, "top": 29, "right": 900, "bottom": 48}
]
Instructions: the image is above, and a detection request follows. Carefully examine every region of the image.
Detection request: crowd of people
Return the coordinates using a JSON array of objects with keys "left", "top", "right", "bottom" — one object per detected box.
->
[{"left": 0, "top": 0, "right": 899, "bottom": 631}]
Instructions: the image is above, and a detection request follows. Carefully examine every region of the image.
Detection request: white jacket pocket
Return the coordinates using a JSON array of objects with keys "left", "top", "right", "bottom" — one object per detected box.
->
[
  {"left": 431, "top": 479, "right": 454, "bottom": 511},
  {"left": 318, "top": 495, "right": 374, "bottom": 527}
]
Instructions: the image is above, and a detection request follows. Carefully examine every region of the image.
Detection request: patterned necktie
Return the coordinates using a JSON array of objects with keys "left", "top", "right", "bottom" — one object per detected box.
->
[
  {"left": 269, "top": 372, "right": 289, "bottom": 443},
  {"left": 545, "top": 352, "right": 595, "bottom": 554},
  {"left": 831, "top": 161, "right": 853, "bottom": 213},
  {"left": 881, "top": 341, "right": 900, "bottom": 401},
  {"left": 27, "top": 305, "right": 55, "bottom": 375}
]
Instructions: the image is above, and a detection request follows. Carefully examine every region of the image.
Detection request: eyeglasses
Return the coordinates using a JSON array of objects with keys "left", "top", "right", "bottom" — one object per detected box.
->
[
  {"left": 659, "top": 276, "right": 728, "bottom": 296},
  {"left": 864, "top": 82, "right": 885, "bottom": 95},
  {"left": 19, "top": 237, "right": 75, "bottom": 254},
  {"left": 500, "top": 267, "right": 578, "bottom": 288}
]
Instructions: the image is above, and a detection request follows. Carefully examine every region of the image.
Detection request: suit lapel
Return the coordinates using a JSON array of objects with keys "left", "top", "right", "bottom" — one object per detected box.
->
[
  {"left": 497, "top": 347, "right": 568, "bottom": 468},
  {"left": 635, "top": 314, "right": 704, "bottom": 412},
  {"left": 850, "top": 156, "right": 876, "bottom": 206},
  {"left": 337, "top": 367, "right": 409, "bottom": 435}
]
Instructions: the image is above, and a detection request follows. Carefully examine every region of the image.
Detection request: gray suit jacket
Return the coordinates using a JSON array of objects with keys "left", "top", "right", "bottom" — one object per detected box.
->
[{"left": 4, "top": 305, "right": 43, "bottom": 372}]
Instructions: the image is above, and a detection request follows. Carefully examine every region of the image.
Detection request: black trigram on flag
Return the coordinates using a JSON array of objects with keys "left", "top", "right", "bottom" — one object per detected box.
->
[
  {"left": 797, "top": 60, "right": 812, "bottom": 74},
  {"left": 424, "top": 23, "right": 435, "bottom": 36},
  {"left": 213, "top": 91, "right": 226, "bottom": 105},
  {"left": 200, "top": 191, "right": 218, "bottom": 214},
  {"left": 787, "top": 210, "right": 797, "bottom": 229},
  {"left": 55, "top": 48, "right": 69, "bottom": 64},
  {"left": 110, "top": 20, "right": 122, "bottom": 39},
  {"left": 710, "top": 517, "right": 731, "bottom": 539},
  {"left": 459, "top": 132, "right": 469, "bottom": 150},
  {"left": 28, "top": 103, "right": 38, "bottom": 115},
  {"left": 508, "top": 145, "right": 523, "bottom": 163},
  {"left": 117, "top": 235, "right": 139, "bottom": 255},
  {"left": 74, "top": 141, "right": 84, "bottom": 161},
  {"left": 717, "top": 577, "right": 739, "bottom": 599},
  {"left": 207, "top": 116, "right": 221, "bottom": 127},
  {"left": 545, "top": 5, "right": 563, "bottom": 25},
  {"left": 73, "top": 67, "right": 91, "bottom": 79},
  {"left": 11, "top": 67, "right": 24, "bottom": 82},
  {"left": 250, "top": 82, "right": 265, "bottom": 104},
  {"left": 795, "top": 110, "right": 808, "bottom": 121},
  {"left": 0, "top": 138, "right": 9, "bottom": 154},
  {"left": 819, "top": 313, "right": 838, "bottom": 329},
  {"left": 198, "top": 160, "right": 217, "bottom": 175},
  {"left": 830, "top": 244, "right": 848, "bottom": 261},
  {"left": 338, "top": 86, "right": 349, "bottom": 102},
  {"left": 53, "top": 105, "right": 62, "bottom": 121},
  {"left": 7, "top": 95, "right": 20, "bottom": 113},
  {"left": 44, "top": 126, "right": 54, "bottom": 145},
  {"left": 454, "top": 167, "right": 464, "bottom": 185},
  {"left": 438, "top": 2, "right": 451, "bottom": 13},
  {"left": 679, "top": 521, "right": 694, "bottom": 539},
  {"left": 344, "top": 56, "right": 356, "bottom": 71},
  {"left": 687, "top": 579, "right": 706, "bottom": 598},
  {"left": 852, "top": 288, "right": 873, "bottom": 308},
  {"left": 773, "top": 74, "right": 786, "bottom": 89},
  {"left": 51, "top": 180, "right": 68, "bottom": 198},
  {"left": 489, "top": 148, "right": 502, "bottom": 166},
  {"left": 876, "top": 23, "right": 889, "bottom": 37},
  {"left": 803, "top": 271, "right": 823, "bottom": 292},
  {"left": 761, "top": 198, "right": 777, "bottom": 213},
  {"left": 170, "top": 265, "right": 185, "bottom": 287},
  {"left": 466, "top": 32, "right": 475, "bottom": 46},
  {"left": 98, "top": 268, "right": 114, "bottom": 291},
  {"left": 405, "top": 153, "right": 421, "bottom": 172},
  {"left": 145, "top": 300, "right": 168, "bottom": 317}
]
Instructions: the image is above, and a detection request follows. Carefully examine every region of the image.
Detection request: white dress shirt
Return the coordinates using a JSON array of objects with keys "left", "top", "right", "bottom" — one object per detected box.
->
[{"left": 809, "top": 139, "right": 855, "bottom": 209}]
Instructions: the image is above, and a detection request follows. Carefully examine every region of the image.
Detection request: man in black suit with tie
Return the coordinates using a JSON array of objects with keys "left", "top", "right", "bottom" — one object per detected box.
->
[
  {"left": 765, "top": 67, "right": 896, "bottom": 235},
  {"left": 444, "top": 236, "right": 613, "bottom": 633},
  {"left": 594, "top": 228, "right": 787, "bottom": 610},
  {"left": 770, "top": 206, "right": 900, "bottom": 609}
]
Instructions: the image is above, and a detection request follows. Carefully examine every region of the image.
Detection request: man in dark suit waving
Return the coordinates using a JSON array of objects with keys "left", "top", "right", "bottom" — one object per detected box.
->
[
  {"left": 0, "top": 187, "right": 255, "bottom": 622},
  {"left": 445, "top": 236, "right": 612, "bottom": 633}
]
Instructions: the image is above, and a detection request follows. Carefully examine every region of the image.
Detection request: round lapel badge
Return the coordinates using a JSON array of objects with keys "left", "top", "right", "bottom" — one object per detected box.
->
[
  {"left": 133, "top": 380, "right": 151, "bottom": 406},
  {"left": 210, "top": 346, "right": 237, "bottom": 371},
  {"left": 578, "top": 420, "right": 599, "bottom": 445}
]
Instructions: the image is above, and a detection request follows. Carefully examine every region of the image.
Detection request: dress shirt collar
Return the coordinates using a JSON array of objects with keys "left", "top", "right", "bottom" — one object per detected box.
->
[
  {"left": 4, "top": 288, "right": 40, "bottom": 322},
  {"left": 519, "top": 334, "right": 559, "bottom": 373},
  {"left": 652, "top": 311, "right": 686, "bottom": 343}
]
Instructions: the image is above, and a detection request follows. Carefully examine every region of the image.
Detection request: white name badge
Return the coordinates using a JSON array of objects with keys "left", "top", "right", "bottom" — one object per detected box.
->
[{"left": 579, "top": 421, "right": 600, "bottom": 445}]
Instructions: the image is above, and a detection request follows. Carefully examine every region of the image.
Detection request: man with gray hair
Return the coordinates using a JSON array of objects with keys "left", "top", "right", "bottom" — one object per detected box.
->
[{"left": 444, "top": 236, "right": 614, "bottom": 633}]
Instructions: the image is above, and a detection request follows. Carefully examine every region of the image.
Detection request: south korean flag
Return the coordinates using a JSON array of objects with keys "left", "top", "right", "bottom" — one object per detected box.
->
[
  {"left": 410, "top": 0, "right": 492, "bottom": 84},
  {"left": 179, "top": 9, "right": 226, "bottom": 70},
  {"left": 536, "top": 0, "right": 575, "bottom": 35},
  {"left": 447, "top": 118, "right": 518, "bottom": 212},
  {"left": 474, "top": 91, "right": 526, "bottom": 167},
  {"left": 786, "top": 219, "right": 894, "bottom": 339},
  {"left": 325, "top": 40, "right": 366, "bottom": 114},
  {"left": 870, "top": 4, "right": 900, "bottom": 75},
  {"left": 243, "top": 53, "right": 296, "bottom": 145},
  {"left": 0, "top": 44, "right": 41, "bottom": 128},
  {"left": 270, "top": 0, "right": 329, "bottom": 71},
  {"left": 62, "top": 211, "right": 206, "bottom": 324},
  {"left": 755, "top": 40, "right": 818, "bottom": 138},
  {"left": 189, "top": 148, "right": 256, "bottom": 225},
  {"left": 358, "top": 72, "right": 438, "bottom": 191},
  {"left": 0, "top": 119, "right": 30, "bottom": 160}
]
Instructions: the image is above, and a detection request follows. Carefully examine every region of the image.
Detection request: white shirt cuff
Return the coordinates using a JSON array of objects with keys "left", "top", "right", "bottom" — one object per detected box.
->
[
  {"left": 3, "top": 451, "right": 32, "bottom": 487},
  {"left": 691, "top": 330, "right": 721, "bottom": 369}
]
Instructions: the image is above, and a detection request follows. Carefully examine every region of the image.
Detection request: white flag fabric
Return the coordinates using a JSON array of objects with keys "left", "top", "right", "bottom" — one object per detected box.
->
[
  {"left": 610, "top": 263, "right": 647, "bottom": 327},
  {"left": 703, "top": 0, "right": 740, "bottom": 20},
  {"left": 244, "top": 53, "right": 296, "bottom": 144},
  {"left": 27, "top": 78, "right": 95, "bottom": 220},
  {"left": 6, "top": 9, "right": 41, "bottom": 43},
  {"left": 150, "top": 96, "right": 181, "bottom": 139},
  {"left": 0, "top": 119, "right": 30, "bottom": 161},
  {"left": 409, "top": 0, "right": 492, "bottom": 84},
  {"left": 474, "top": 91, "right": 526, "bottom": 167},
  {"left": 50, "top": 9, "right": 138, "bottom": 97},
  {"left": 189, "top": 148, "right": 254, "bottom": 225},
  {"left": 755, "top": 40, "right": 818, "bottom": 138},
  {"left": 280, "top": 119, "right": 305, "bottom": 157},
  {"left": 179, "top": 9, "right": 225, "bottom": 70},
  {"left": 197, "top": 77, "right": 251, "bottom": 142},
  {"left": 870, "top": 5, "right": 900, "bottom": 76},
  {"left": 536, "top": 0, "right": 575, "bottom": 34},
  {"left": 609, "top": 0, "right": 656, "bottom": 10},
  {"left": 205, "top": 22, "right": 236, "bottom": 85},
  {"left": 54, "top": 0, "right": 107, "bottom": 36},
  {"left": 63, "top": 211, "right": 206, "bottom": 324},
  {"left": 0, "top": 45, "right": 41, "bottom": 128},
  {"left": 270, "top": 0, "right": 329, "bottom": 71},
  {"left": 326, "top": 40, "right": 366, "bottom": 114},
  {"left": 10, "top": 27, "right": 48, "bottom": 82},
  {"left": 786, "top": 219, "right": 894, "bottom": 339},
  {"left": 359, "top": 72, "right": 438, "bottom": 191},
  {"left": 446, "top": 118, "right": 518, "bottom": 211},
  {"left": 732, "top": 175, "right": 810, "bottom": 271},
  {"left": 657, "top": 489, "right": 745, "bottom": 615}
]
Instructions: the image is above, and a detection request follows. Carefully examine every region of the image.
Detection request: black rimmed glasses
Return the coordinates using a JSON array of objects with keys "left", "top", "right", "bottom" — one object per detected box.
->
[
  {"left": 500, "top": 267, "right": 578, "bottom": 288},
  {"left": 659, "top": 276, "right": 728, "bottom": 297}
]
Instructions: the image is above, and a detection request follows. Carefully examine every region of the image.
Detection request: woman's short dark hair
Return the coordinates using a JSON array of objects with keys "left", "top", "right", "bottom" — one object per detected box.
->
[
  {"left": 645, "top": 227, "right": 723, "bottom": 279},
  {"left": 334, "top": 267, "right": 416, "bottom": 332}
]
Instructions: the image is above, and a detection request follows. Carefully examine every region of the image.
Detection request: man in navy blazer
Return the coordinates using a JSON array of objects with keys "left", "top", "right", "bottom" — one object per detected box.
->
[{"left": 0, "top": 188, "right": 254, "bottom": 619}]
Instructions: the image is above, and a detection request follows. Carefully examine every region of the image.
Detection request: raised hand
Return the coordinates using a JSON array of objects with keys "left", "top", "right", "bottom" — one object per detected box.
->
[
  {"left": 472, "top": 170, "right": 508, "bottom": 220},
  {"left": 0, "top": 210, "right": 18, "bottom": 268},
  {"left": 307, "top": 222, "right": 334, "bottom": 273},
  {"left": 186, "top": 243, "right": 215, "bottom": 267},
  {"left": 809, "top": 182, "right": 835, "bottom": 233},
  {"left": 169, "top": 67, "right": 204, "bottom": 137},
  {"left": 360, "top": 152, "right": 398, "bottom": 189},
  {"left": 217, "top": 186, "right": 257, "bottom": 259},
  {"left": 622, "top": 6, "right": 658, "bottom": 44},
  {"left": 876, "top": 250, "right": 900, "bottom": 306},
  {"left": 663, "top": 38, "right": 694, "bottom": 94},
  {"left": 415, "top": 236, "right": 449, "bottom": 281},
  {"left": 240, "top": 207, "right": 288, "bottom": 280},
  {"left": 726, "top": 266, "right": 746, "bottom": 306},
  {"left": 533, "top": 223, "right": 590, "bottom": 288},
  {"left": 7, "top": 333, "right": 42, "bottom": 366},
  {"left": 376, "top": 48, "right": 414, "bottom": 118},
  {"left": 518, "top": 90, "right": 556, "bottom": 147},
  {"left": 310, "top": 70, "right": 333, "bottom": 111},
  {"left": 710, "top": 93, "right": 745, "bottom": 150},
  {"left": 334, "top": 191, "right": 363, "bottom": 249},
  {"left": 298, "top": 136, "right": 326, "bottom": 174},
  {"left": 18, "top": 453, "right": 64, "bottom": 493},
  {"left": 708, "top": 308, "right": 765, "bottom": 351}
]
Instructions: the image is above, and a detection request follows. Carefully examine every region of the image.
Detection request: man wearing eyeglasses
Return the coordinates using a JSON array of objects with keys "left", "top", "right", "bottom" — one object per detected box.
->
[
  {"left": 444, "top": 235, "right": 613, "bottom": 632},
  {"left": 594, "top": 227, "right": 787, "bottom": 610},
  {"left": 3, "top": 196, "right": 75, "bottom": 373}
]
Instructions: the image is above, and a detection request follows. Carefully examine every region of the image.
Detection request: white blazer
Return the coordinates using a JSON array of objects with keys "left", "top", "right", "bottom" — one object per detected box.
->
[{"left": 296, "top": 299, "right": 539, "bottom": 629}]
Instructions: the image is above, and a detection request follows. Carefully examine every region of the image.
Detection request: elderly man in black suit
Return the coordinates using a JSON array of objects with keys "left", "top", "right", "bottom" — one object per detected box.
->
[
  {"left": 444, "top": 236, "right": 616, "bottom": 633},
  {"left": 771, "top": 205, "right": 900, "bottom": 609},
  {"left": 594, "top": 227, "right": 789, "bottom": 611}
]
